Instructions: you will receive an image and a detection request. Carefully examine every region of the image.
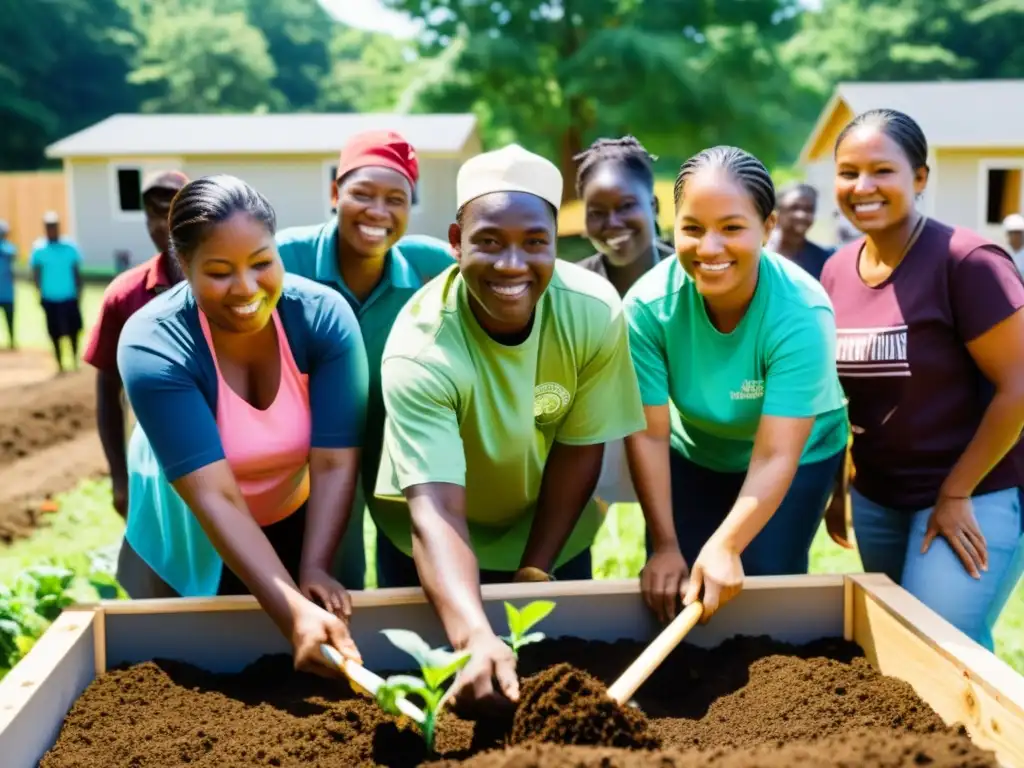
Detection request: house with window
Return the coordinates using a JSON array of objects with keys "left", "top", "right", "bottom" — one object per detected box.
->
[
  {"left": 44, "top": 113, "right": 481, "bottom": 269},
  {"left": 799, "top": 80, "right": 1024, "bottom": 246}
]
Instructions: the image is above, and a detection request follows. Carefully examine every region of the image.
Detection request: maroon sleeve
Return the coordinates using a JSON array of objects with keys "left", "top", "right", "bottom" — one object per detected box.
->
[
  {"left": 83, "top": 291, "right": 128, "bottom": 372},
  {"left": 950, "top": 245, "right": 1024, "bottom": 342}
]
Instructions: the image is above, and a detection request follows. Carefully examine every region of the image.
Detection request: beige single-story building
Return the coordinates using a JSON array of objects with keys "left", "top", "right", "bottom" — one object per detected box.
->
[
  {"left": 799, "top": 80, "right": 1024, "bottom": 247},
  {"left": 45, "top": 113, "right": 481, "bottom": 270}
]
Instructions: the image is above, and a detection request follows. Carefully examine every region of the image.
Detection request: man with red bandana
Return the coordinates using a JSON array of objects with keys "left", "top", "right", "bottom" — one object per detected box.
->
[{"left": 276, "top": 130, "right": 454, "bottom": 590}]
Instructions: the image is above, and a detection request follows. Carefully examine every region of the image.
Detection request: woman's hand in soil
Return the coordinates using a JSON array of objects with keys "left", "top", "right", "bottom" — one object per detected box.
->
[
  {"left": 447, "top": 630, "right": 519, "bottom": 718},
  {"left": 684, "top": 540, "right": 744, "bottom": 623},
  {"left": 641, "top": 546, "right": 690, "bottom": 624},
  {"left": 922, "top": 495, "right": 988, "bottom": 579},
  {"left": 299, "top": 566, "right": 353, "bottom": 620},
  {"left": 291, "top": 600, "right": 362, "bottom": 678}
]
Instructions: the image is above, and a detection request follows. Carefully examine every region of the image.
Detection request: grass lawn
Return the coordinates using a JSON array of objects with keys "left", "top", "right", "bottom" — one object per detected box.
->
[{"left": 4, "top": 480, "right": 1021, "bottom": 673}]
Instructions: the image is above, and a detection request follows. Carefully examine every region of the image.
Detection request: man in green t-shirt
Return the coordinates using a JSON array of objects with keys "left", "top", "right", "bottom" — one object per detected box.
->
[{"left": 373, "top": 144, "right": 645, "bottom": 713}]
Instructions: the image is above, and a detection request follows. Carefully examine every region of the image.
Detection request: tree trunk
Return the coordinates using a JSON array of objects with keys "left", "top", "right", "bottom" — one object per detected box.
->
[{"left": 558, "top": 97, "right": 587, "bottom": 203}]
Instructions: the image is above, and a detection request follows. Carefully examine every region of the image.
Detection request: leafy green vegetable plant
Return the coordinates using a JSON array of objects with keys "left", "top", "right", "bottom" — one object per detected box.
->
[
  {"left": 502, "top": 600, "right": 555, "bottom": 656},
  {"left": 375, "top": 629, "right": 471, "bottom": 752}
]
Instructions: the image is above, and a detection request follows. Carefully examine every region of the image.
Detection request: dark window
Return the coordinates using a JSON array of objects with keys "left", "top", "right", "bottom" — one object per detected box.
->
[
  {"left": 117, "top": 168, "right": 142, "bottom": 212},
  {"left": 986, "top": 168, "right": 1022, "bottom": 225}
]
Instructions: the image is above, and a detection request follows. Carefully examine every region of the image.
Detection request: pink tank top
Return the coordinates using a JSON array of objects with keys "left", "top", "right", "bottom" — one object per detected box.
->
[{"left": 198, "top": 309, "right": 311, "bottom": 527}]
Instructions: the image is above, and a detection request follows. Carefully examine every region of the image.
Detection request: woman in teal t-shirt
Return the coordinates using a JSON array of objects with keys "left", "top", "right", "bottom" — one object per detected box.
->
[{"left": 623, "top": 146, "right": 849, "bottom": 625}]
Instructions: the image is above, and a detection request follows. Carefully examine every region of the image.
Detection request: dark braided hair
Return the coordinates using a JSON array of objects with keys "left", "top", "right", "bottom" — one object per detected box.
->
[
  {"left": 573, "top": 135, "right": 657, "bottom": 198},
  {"left": 834, "top": 109, "right": 928, "bottom": 171},
  {"left": 674, "top": 146, "right": 775, "bottom": 221},
  {"left": 169, "top": 174, "right": 276, "bottom": 263}
]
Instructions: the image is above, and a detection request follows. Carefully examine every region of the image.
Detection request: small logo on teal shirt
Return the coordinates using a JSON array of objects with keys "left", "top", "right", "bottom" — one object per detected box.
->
[{"left": 730, "top": 379, "right": 764, "bottom": 401}]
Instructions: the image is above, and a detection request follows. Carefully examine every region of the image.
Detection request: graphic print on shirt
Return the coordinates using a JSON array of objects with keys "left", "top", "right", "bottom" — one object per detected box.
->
[
  {"left": 729, "top": 379, "right": 764, "bottom": 401},
  {"left": 534, "top": 381, "right": 571, "bottom": 425},
  {"left": 835, "top": 324, "right": 909, "bottom": 378}
]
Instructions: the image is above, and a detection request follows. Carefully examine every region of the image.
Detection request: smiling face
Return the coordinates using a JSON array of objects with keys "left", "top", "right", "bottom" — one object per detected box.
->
[
  {"left": 776, "top": 188, "right": 816, "bottom": 240},
  {"left": 181, "top": 212, "right": 283, "bottom": 335},
  {"left": 834, "top": 125, "right": 927, "bottom": 234},
  {"left": 675, "top": 168, "right": 776, "bottom": 305},
  {"left": 450, "top": 191, "right": 556, "bottom": 340},
  {"left": 583, "top": 162, "right": 656, "bottom": 267},
  {"left": 333, "top": 166, "right": 413, "bottom": 260}
]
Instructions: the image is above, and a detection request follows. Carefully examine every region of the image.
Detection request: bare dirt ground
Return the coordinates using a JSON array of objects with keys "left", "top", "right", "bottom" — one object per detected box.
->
[{"left": 0, "top": 352, "right": 105, "bottom": 543}]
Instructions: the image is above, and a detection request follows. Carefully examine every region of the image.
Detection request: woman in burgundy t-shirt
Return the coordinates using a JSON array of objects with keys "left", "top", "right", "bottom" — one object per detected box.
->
[{"left": 821, "top": 108, "right": 1024, "bottom": 651}]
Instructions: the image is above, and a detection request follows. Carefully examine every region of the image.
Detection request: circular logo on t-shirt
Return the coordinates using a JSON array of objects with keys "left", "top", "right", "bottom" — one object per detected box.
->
[{"left": 534, "top": 382, "right": 571, "bottom": 424}]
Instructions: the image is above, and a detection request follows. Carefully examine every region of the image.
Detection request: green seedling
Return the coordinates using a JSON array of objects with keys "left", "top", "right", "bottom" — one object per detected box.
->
[
  {"left": 502, "top": 600, "right": 556, "bottom": 656},
  {"left": 375, "top": 629, "right": 471, "bottom": 752}
]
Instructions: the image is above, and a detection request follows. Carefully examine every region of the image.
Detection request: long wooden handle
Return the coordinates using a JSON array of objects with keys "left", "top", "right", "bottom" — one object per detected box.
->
[
  {"left": 320, "top": 644, "right": 427, "bottom": 724},
  {"left": 606, "top": 601, "right": 703, "bottom": 705}
]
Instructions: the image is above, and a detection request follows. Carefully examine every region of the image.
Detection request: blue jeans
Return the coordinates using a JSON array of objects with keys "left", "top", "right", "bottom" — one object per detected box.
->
[
  {"left": 376, "top": 529, "right": 593, "bottom": 588},
  {"left": 851, "top": 486, "right": 1024, "bottom": 650},
  {"left": 647, "top": 448, "right": 843, "bottom": 575}
]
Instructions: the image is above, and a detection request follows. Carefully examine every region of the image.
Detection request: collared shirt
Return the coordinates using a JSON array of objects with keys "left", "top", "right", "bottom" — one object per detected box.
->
[
  {"left": 0, "top": 240, "right": 16, "bottom": 304},
  {"left": 30, "top": 237, "right": 82, "bottom": 302},
  {"left": 84, "top": 252, "right": 177, "bottom": 372},
  {"left": 275, "top": 219, "right": 455, "bottom": 493}
]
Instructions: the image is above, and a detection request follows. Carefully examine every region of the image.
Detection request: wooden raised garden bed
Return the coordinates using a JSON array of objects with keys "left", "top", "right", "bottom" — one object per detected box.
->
[{"left": 1, "top": 573, "right": 1023, "bottom": 767}]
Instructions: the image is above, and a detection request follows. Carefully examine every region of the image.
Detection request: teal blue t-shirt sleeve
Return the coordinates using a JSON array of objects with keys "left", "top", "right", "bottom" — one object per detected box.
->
[
  {"left": 763, "top": 306, "right": 840, "bottom": 419},
  {"left": 623, "top": 297, "right": 670, "bottom": 407},
  {"left": 117, "top": 317, "right": 225, "bottom": 483},
  {"left": 306, "top": 291, "right": 369, "bottom": 448}
]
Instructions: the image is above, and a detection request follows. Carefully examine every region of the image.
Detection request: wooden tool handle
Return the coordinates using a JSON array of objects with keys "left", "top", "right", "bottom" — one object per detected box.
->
[
  {"left": 320, "top": 644, "right": 427, "bottom": 724},
  {"left": 606, "top": 601, "right": 703, "bottom": 705}
]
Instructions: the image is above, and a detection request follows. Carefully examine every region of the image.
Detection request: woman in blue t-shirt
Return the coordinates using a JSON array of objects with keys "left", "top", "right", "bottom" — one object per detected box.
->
[
  {"left": 117, "top": 175, "right": 368, "bottom": 675},
  {"left": 623, "top": 146, "right": 849, "bottom": 625}
]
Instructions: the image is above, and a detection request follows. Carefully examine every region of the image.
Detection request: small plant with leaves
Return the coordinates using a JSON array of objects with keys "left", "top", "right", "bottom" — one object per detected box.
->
[
  {"left": 375, "top": 629, "right": 471, "bottom": 752},
  {"left": 502, "top": 600, "right": 556, "bottom": 657}
]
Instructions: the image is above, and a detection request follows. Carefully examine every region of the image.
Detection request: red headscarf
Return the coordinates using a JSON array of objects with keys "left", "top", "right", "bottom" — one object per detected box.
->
[{"left": 336, "top": 130, "right": 419, "bottom": 186}]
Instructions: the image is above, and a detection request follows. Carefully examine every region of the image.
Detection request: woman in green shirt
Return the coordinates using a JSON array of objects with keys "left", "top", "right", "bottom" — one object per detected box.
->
[{"left": 623, "top": 146, "right": 849, "bottom": 624}]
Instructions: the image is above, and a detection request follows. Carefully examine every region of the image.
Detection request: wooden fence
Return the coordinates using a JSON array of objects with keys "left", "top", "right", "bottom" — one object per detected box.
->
[{"left": 0, "top": 172, "right": 68, "bottom": 263}]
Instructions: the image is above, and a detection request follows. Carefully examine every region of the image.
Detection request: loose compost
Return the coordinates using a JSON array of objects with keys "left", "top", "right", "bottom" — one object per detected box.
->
[{"left": 39, "top": 635, "right": 998, "bottom": 767}]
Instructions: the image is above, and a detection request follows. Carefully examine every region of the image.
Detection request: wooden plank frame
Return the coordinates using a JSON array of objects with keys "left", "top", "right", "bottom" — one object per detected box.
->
[{"left": 1, "top": 574, "right": 1022, "bottom": 768}]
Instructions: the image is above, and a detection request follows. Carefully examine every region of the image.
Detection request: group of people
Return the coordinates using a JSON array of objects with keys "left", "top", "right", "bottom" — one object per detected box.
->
[
  {"left": 73, "top": 108, "right": 1024, "bottom": 712},
  {"left": 0, "top": 211, "right": 86, "bottom": 363}
]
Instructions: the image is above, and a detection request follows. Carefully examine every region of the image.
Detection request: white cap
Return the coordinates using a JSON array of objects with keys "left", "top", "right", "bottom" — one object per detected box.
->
[
  {"left": 1003, "top": 213, "right": 1024, "bottom": 232},
  {"left": 42, "top": 210, "right": 60, "bottom": 224},
  {"left": 456, "top": 144, "right": 562, "bottom": 211}
]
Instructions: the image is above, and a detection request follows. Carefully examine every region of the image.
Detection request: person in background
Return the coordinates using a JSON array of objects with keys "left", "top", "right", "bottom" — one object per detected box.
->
[
  {"left": 822, "top": 109, "right": 1024, "bottom": 651},
  {"left": 573, "top": 135, "right": 673, "bottom": 512},
  {"left": 624, "top": 146, "right": 849, "bottom": 626},
  {"left": 768, "top": 183, "right": 833, "bottom": 281},
  {"left": 373, "top": 144, "right": 645, "bottom": 713},
  {"left": 84, "top": 170, "right": 189, "bottom": 518},
  {"left": 31, "top": 211, "right": 83, "bottom": 372},
  {"left": 0, "top": 220, "right": 15, "bottom": 349},
  {"left": 117, "top": 175, "right": 367, "bottom": 674},
  {"left": 276, "top": 130, "right": 454, "bottom": 591},
  {"left": 1002, "top": 213, "right": 1024, "bottom": 276}
]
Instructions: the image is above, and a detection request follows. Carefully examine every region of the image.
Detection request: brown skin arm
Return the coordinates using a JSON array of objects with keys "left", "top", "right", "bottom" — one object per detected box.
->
[
  {"left": 406, "top": 482, "right": 491, "bottom": 647},
  {"left": 33, "top": 265, "right": 41, "bottom": 293},
  {"left": 95, "top": 370, "right": 129, "bottom": 517},
  {"left": 941, "top": 308, "right": 1024, "bottom": 499},
  {"left": 172, "top": 461, "right": 311, "bottom": 636},
  {"left": 299, "top": 447, "right": 360, "bottom": 616},
  {"left": 625, "top": 405, "right": 676, "bottom": 549},
  {"left": 626, "top": 405, "right": 688, "bottom": 623},
  {"left": 406, "top": 482, "right": 519, "bottom": 714},
  {"left": 519, "top": 441, "right": 604, "bottom": 574},
  {"left": 74, "top": 263, "right": 82, "bottom": 295}
]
